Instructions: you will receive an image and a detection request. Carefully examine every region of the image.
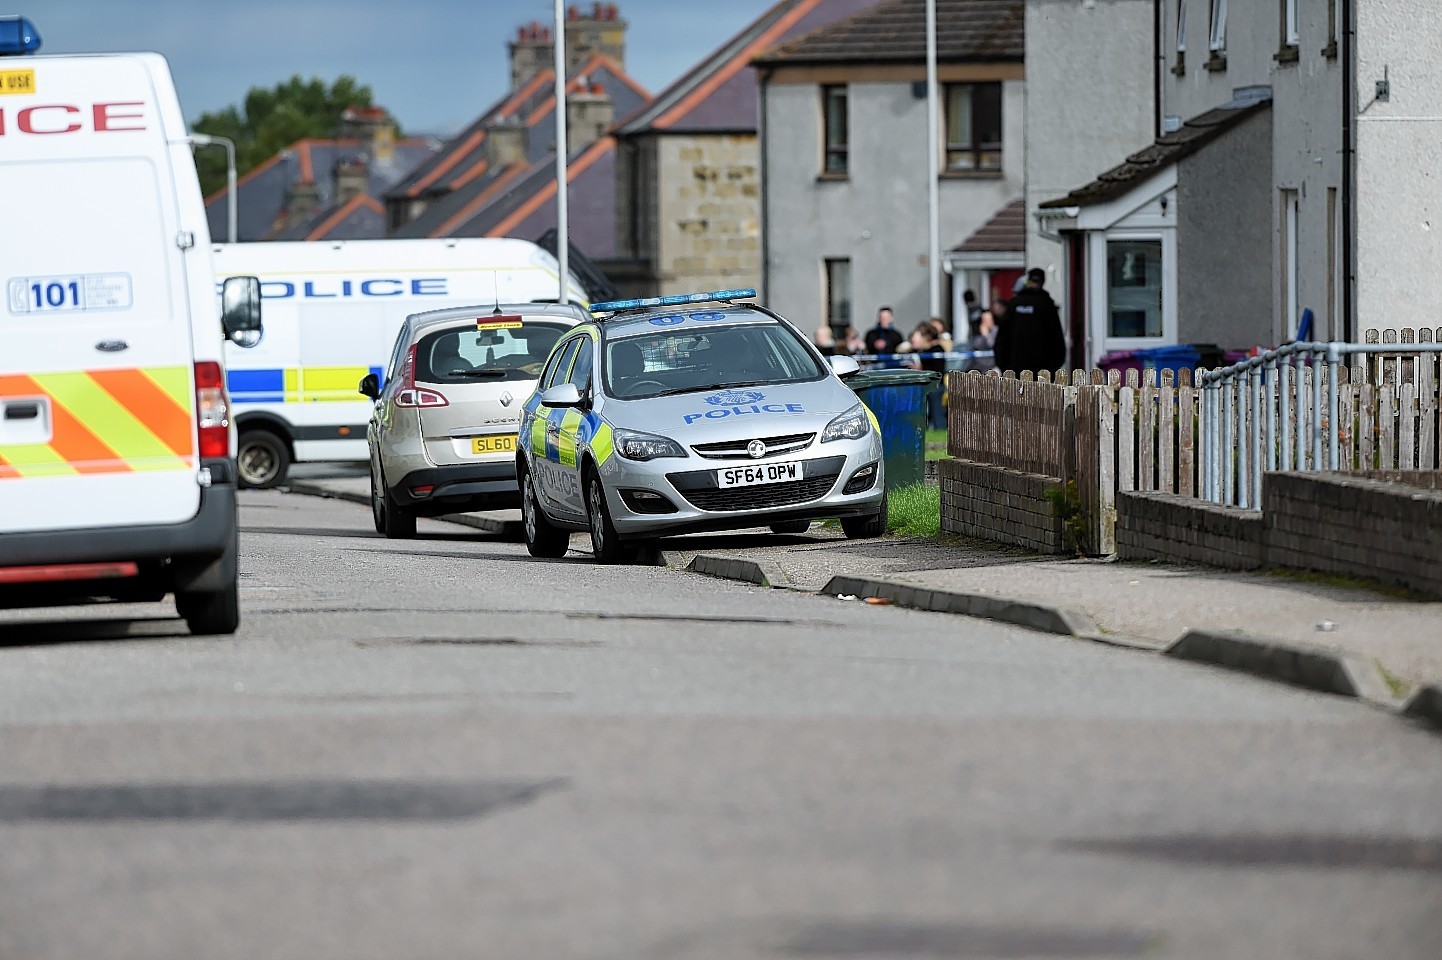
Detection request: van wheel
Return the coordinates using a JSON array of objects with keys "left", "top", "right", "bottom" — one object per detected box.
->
[
  {"left": 841, "top": 493, "right": 889, "bottom": 540},
  {"left": 238, "top": 429, "right": 290, "bottom": 489},
  {"left": 374, "top": 463, "right": 416, "bottom": 539},
  {"left": 176, "top": 579, "right": 240, "bottom": 635},
  {"left": 521, "top": 465, "right": 569, "bottom": 558}
]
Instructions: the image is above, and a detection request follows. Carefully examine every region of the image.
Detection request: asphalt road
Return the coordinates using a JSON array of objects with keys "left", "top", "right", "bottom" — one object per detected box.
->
[{"left": 1, "top": 489, "right": 1440, "bottom": 960}]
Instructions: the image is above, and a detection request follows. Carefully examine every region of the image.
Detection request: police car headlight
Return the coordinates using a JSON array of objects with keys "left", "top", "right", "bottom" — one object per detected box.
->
[
  {"left": 615, "top": 428, "right": 687, "bottom": 461},
  {"left": 821, "top": 404, "right": 870, "bottom": 443}
]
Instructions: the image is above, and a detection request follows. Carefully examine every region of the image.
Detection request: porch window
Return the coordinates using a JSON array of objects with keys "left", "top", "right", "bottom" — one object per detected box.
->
[
  {"left": 1106, "top": 239, "right": 1164, "bottom": 338},
  {"left": 822, "top": 85, "right": 848, "bottom": 175},
  {"left": 944, "top": 83, "right": 1002, "bottom": 173}
]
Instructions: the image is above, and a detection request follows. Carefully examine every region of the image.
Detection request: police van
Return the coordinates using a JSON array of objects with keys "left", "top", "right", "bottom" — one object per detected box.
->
[
  {"left": 214, "top": 238, "right": 589, "bottom": 488},
  {"left": 0, "top": 18, "right": 263, "bottom": 635}
]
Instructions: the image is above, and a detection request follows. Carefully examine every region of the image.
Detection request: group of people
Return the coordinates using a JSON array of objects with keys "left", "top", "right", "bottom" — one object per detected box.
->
[
  {"left": 811, "top": 268, "right": 1067, "bottom": 430},
  {"left": 812, "top": 267, "right": 1066, "bottom": 377}
]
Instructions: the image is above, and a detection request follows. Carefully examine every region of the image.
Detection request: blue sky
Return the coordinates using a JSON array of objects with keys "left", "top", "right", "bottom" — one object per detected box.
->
[{"left": 36, "top": 0, "right": 780, "bottom": 134}]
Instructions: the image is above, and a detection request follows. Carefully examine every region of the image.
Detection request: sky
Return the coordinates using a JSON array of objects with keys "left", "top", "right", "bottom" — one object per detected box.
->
[{"left": 37, "top": 0, "right": 782, "bottom": 135}]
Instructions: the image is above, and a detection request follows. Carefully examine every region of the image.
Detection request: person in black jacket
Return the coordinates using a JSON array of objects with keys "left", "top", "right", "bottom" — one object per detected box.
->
[
  {"left": 993, "top": 268, "right": 1066, "bottom": 376},
  {"left": 864, "top": 306, "right": 904, "bottom": 358}
]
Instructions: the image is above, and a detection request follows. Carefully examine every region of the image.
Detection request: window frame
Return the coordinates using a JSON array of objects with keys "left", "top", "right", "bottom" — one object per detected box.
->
[
  {"left": 821, "top": 84, "right": 849, "bottom": 177},
  {"left": 824, "top": 257, "right": 852, "bottom": 335},
  {"left": 1173, "top": 0, "right": 1188, "bottom": 74},
  {"left": 1208, "top": 0, "right": 1227, "bottom": 52},
  {"left": 1323, "top": 0, "right": 1339, "bottom": 57},
  {"left": 942, "top": 82, "right": 1004, "bottom": 174}
]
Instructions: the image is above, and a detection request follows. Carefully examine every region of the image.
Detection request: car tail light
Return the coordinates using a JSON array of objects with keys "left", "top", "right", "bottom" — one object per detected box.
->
[
  {"left": 394, "top": 344, "right": 448, "bottom": 408},
  {"left": 194, "top": 361, "right": 230, "bottom": 458}
]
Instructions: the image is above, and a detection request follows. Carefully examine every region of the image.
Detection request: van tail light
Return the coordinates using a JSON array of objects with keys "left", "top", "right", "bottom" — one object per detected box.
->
[
  {"left": 393, "top": 344, "right": 447, "bottom": 407},
  {"left": 194, "top": 361, "right": 230, "bottom": 458}
]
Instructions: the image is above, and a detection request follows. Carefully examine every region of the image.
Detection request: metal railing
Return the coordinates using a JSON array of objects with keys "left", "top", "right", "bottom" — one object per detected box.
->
[{"left": 1199, "top": 340, "right": 1442, "bottom": 508}]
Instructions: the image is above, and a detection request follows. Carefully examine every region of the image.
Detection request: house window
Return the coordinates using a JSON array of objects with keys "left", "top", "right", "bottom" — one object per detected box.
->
[
  {"left": 944, "top": 83, "right": 1002, "bottom": 173},
  {"left": 1209, "top": 0, "right": 1227, "bottom": 51},
  {"left": 825, "top": 258, "right": 852, "bottom": 335},
  {"left": 1276, "top": 0, "right": 1299, "bottom": 61},
  {"left": 1106, "top": 239, "right": 1163, "bottom": 338},
  {"left": 822, "top": 85, "right": 848, "bottom": 175},
  {"left": 1173, "top": 0, "right": 1187, "bottom": 74},
  {"left": 1281, "top": 189, "right": 1300, "bottom": 337},
  {"left": 1323, "top": 0, "right": 1339, "bottom": 57}
]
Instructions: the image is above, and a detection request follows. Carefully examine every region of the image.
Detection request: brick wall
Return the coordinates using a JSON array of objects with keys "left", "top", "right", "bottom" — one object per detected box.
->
[
  {"left": 939, "top": 458, "right": 1065, "bottom": 553},
  {"left": 1113, "top": 472, "right": 1442, "bottom": 597},
  {"left": 1265, "top": 472, "right": 1442, "bottom": 597},
  {"left": 1115, "top": 491, "right": 1265, "bottom": 569}
]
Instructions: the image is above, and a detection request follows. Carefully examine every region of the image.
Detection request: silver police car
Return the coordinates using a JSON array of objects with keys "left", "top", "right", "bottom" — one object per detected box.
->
[{"left": 517, "top": 289, "right": 886, "bottom": 563}]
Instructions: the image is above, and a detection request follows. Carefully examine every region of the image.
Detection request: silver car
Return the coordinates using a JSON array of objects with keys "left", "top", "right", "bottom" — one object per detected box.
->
[
  {"left": 361, "top": 302, "right": 587, "bottom": 538},
  {"left": 517, "top": 290, "right": 886, "bottom": 563}
]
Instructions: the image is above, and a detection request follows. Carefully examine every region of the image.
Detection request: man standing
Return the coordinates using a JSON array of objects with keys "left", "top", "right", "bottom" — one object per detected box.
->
[
  {"left": 864, "top": 306, "right": 904, "bottom": 357},
  {"left": 994, "top": 268, "right": 1066, "bottom": 376}
]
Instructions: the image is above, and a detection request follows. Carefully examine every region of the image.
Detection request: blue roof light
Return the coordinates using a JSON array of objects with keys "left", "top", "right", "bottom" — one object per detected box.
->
[
  {"left": 592, "top": 288, "right": 756, "bottom": 314},
  {"left": 0, "top": 16, "right": 42, "bottom": 56}
]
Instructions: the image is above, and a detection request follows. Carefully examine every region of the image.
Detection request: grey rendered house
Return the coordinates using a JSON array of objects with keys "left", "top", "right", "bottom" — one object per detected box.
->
[
  {"left": 1026, "top": 0, "right": 1442, "bottom": 367},
  {"left": 755, "top": 0, "right": 1025, "bottom": 339}
]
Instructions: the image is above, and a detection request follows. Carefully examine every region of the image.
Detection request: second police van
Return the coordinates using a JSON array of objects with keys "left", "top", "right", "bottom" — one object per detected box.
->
[{"left": 214, "top": 237, "right": 589, "bottom": 487}]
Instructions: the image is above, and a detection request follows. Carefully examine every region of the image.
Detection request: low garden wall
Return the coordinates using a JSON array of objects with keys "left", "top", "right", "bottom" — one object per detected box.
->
[{"left": 938, "top": 459, "right": 1064, "bottom": 554}]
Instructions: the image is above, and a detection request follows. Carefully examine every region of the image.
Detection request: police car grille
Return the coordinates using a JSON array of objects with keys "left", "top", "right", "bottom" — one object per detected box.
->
[
  {"left": 678, "top": 473, "right": 839, "bottom": 512},
  {"left": 689, "top": 433, "right": 815, "bottom": 460}
]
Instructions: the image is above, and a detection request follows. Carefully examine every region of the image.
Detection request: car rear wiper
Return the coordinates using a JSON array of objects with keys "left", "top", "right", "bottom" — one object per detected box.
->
[{"left": 450, "top": 369, "right": 508, "bottom": 379}]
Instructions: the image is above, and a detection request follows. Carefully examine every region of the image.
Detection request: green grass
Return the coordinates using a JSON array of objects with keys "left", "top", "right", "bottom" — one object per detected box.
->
[
  {"left": 925, "top": 428, "right": 949, "bottom": 461},
  {"left": 887, "top": 483, "right": 941, "bottom": 538}
]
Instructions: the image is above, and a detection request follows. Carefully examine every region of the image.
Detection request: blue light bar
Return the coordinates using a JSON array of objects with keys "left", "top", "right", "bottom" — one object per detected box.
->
[
  {"left": 0, "top": 16, "right": 42, "bottom": 55},
  {"left": 591, "top": 288, "right": 756, "bottom": 313}
]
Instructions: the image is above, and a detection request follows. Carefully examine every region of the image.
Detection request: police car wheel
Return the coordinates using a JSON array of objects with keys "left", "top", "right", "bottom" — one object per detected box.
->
[
  {"left": 237, "top": 429, "right": 290, "bottom": 489},
  {"left": 522, "top": 466, "right": 569, "bottom": 558},
  {"left": 769, "top": 520, "right": 811, "bottom": 535},
  {"left": 586, "top": 471, "right": 639, "bottom": 565},
  {"left": 841, "top": 492, "right": 888, "bottom": 540}
]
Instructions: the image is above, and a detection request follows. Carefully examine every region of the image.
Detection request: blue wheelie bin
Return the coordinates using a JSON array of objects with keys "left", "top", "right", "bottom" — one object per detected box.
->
[{"left": 845, "top": 368, "right": 940, "bottom": 490}]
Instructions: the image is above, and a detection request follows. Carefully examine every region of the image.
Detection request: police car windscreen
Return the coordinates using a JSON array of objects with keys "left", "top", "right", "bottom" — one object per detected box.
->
[
  {"left": 3, "top": 158, "right": 166, "bottom": 326},
  {"left": 415, "top": 321, "right": 568, "bottom": 383},
  {"left": 604, "top": 324, "right": 825, "bottom": 401}
]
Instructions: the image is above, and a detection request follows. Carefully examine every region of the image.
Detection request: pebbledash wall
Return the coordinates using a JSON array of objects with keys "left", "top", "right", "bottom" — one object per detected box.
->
[{"left": 1115, "top": 472, "right": 1442, "bottom": 598}]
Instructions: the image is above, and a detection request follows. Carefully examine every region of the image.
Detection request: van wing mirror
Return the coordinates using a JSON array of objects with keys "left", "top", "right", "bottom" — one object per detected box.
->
[
  {"left": 358, "top": 373, "right": 380, "bottom": 400},
  {"left": 829, "top": 354, "right": 861, "bottom": 377},
  {"left": 539, "top": 383, "right": 582, "bottom": 408},
  {"left": 221, "top": 275, "right": 263, "bottom": 347}
]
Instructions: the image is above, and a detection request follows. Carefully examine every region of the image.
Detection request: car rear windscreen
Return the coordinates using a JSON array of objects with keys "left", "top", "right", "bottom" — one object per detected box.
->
[{"left": 415, "top": 320, "right": 570, "bottom": 384}]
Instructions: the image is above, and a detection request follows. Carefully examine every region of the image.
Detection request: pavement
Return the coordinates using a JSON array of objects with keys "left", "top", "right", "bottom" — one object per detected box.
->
[{"left": 286, "top": 472, "right": 1442, "bottom": 733}]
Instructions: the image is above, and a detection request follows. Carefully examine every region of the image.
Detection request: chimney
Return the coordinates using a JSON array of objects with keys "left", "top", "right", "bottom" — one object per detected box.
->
[
  {"left": 566, "top": 81, "right": 614, "bottom": 155},
  {"left": 564, "top": 2, "right": 627, "bottom": 73},
  {"left": 508, "top": 20, "right": 553, "bottom": 91},
  {"left": 282, "top": 180, "right": 322, "bottom": 230},
  {"left": 340, "top": 105, "right": 395, "bottom": 160},
  {"left": 487, "top": 116, "right": 528, "bottom": 170},
  {"left": 333, "top": 157, "right": 368, "bottom": 205}
]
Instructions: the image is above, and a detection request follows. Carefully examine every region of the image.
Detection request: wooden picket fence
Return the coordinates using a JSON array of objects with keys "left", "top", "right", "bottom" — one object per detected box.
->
[{"left": 946, "top": 327, "right": 1442, "bottom": 555}]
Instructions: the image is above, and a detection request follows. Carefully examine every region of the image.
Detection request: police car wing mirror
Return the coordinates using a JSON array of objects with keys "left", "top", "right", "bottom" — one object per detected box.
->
[
  {"left": 358, "top": 373, "right": 380, "bottom": 400},
  {"left": 220, "top": 275, "right": 263, "bottom": 347},
  {"left": 539, "top": 383, "right": 582, "bottom": 408},
  {"left": 829, "top": 354, "right": 861, "bottom": 377}
]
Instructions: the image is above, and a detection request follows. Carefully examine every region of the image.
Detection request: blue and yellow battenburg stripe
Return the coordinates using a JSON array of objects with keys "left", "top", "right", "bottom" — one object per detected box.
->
[{"left": 228, "top": 366, "right": 385, "bottom": 404}]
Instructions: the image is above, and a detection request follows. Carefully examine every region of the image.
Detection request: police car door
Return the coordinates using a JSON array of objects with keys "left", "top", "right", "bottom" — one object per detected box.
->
[
  {"left": 552, "top": 334, "right": 594, "bottom": 515},
  {"left": 528, "top": 337, "right": 582, "bottom": 516}
]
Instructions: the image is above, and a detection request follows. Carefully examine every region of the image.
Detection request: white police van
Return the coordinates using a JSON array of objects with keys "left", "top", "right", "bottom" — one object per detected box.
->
[
  {"left": 213, "top": 238, "right": 589, "bottom": 488},
  {"left": 0, "top": 18, "right": 263, "bottom": 634}
]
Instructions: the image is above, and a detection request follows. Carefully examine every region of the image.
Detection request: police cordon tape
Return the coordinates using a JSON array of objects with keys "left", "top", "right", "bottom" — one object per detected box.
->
[{"left": 849, "top": 350, "right": 995, "bottom": 367}]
